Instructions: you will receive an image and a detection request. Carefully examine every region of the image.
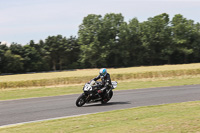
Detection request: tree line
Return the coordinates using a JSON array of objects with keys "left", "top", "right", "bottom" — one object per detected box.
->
[{"left": 1, "top": 13, "right": 200, "bottom": 74}]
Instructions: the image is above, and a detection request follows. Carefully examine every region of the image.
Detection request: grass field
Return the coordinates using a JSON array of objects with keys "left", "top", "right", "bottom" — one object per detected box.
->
[
  {"left": 1, "top": 63, "right": 200, "bottom": 89},
  {"left": 1, "top": 64, "right": 200, "bottom": 132},
  {"left": 0, "top": 101, "right": 199, "bottom": 133},
  {"left": 1, "top": 63, "right": 200, "bottom": 82},
  {"left": 1, "top": 63, "right": 200, "bottom": 100},
  {"left": 1, "top": 75, "right": 200, "bottom": 100}
]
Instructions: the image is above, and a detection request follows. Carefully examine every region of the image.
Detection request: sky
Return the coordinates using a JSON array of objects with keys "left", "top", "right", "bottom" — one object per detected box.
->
[{"left": 0, "top": 0, "right": 200, "bottom": 45}]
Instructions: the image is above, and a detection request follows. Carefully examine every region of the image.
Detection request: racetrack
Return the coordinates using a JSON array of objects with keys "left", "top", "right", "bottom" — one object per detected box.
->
[{"left": 0, "top": 84, "right": 200, "bottom": 127}]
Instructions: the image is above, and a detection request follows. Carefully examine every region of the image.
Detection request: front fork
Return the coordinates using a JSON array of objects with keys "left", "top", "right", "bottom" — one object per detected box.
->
[{"left": 85, "top": 93, "right": 96, "bottom": 103}]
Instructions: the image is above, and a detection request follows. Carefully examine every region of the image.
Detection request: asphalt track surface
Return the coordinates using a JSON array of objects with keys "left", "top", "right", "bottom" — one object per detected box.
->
[{"left": 0, "top": 84, "right": 200, "bottom": 127}]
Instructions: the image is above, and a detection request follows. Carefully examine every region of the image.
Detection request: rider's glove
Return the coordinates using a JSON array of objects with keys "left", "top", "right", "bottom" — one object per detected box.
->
[
  {"left": 98, "top": 90, "right": 102, "bottom": 93},
  {"left": 90, "top": 80, "right": 95, "bottom": 86}
]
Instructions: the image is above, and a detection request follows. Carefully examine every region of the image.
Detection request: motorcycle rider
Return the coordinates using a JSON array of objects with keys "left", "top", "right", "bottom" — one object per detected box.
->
[{"left": 91, "top": 68, "right": 112, "bottom": 99}]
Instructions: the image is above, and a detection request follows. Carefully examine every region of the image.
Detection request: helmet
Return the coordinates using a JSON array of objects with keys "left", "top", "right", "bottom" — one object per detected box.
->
[{"left": 99, "top": 68, "right": 107, "bottom": 77}]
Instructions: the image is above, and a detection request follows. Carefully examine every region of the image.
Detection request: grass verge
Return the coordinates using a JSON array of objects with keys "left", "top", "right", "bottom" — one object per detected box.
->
[
  {"left": 0, "top": 101, "right": 200, "bottom": 133},
  {"left": 1, "top": 76, "right": 200, "bottom": 100}
]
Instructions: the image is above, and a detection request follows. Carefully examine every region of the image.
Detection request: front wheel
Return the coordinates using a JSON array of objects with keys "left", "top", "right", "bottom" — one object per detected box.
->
[{"left": 76, "top": 94, "right": 86, "bottom": 107}]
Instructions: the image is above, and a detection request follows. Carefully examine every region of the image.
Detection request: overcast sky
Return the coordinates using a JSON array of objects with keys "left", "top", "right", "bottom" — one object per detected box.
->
[{"left": 1, "top": 0, "right": 200, "bottom": 45}]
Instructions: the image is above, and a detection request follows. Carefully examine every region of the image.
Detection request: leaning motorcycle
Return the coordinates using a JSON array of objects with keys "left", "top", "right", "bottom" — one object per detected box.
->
[{"left": 76, "top": 81, "right": 117, "bottom": 107}]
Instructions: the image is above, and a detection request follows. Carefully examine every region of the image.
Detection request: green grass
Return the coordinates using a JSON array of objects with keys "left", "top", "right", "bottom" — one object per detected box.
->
[
  {"left": 1, "top": 76, "right": 200, "bottom": 100},
  {"left": 0, "top": 86, "right": 81, "bottom": 100},
  {"left": 1, "top": 101, "right": 200, "bottom": 133}
]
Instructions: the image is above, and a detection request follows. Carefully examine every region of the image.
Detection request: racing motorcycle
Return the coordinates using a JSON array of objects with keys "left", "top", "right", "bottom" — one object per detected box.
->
[{"left": 76, "top": 80, "right": 117, "bottom": 107}]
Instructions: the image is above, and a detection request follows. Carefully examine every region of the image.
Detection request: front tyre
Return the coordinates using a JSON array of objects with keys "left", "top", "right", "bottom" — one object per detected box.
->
[{"left": 76, "top": 94, "right": 86, "bottom": 107}]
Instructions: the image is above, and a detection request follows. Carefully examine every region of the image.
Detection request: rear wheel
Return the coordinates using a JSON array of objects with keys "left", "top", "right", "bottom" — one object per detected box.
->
[{"left": 76, "top": 94, "right": 86, "bottom": 107}]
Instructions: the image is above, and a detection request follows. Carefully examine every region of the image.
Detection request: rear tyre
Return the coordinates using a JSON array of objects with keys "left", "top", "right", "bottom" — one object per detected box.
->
[{"left": 76, "top": 94, "right": 86, "bottom": 107}]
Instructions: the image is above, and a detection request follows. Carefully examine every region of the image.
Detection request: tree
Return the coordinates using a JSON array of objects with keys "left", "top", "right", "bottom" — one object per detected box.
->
[
  {"left": 140, "top": 13, "right": 171, "bottom": 65},
  {"left": 2, "top": 13, "right": 200, "bottom": 73},
  {"left": 44, "top": 35, "right": 64, "bottom": 70},
  {"left": 3, "top": 50, "right": 24, "bottom": 73},
  {"left": 118, "top": 18, "right": 142, "bottom": 66},
  {"left": 44, "top": 35, "right": 79, "bottom": 70},
  {"left": 63, "top": 36, "right": 80, "bottom": 69},
  {"left": 171, "top": 14, "right": 195, "bottom": 63},
  {"left": 9, "top": 43, "right": 24, "bottom": 56},
  {"left": 0, "top": 44, "right": 9, "bottom": 73},
  {"left": 78, "top": 14, "right": 103, "bottom": 68},
  {"left": 101, "top": 13, "right": 125, "bottom": 67},
  {"left": 78, "top": 13, "right": 125, "bottom": 68},
  {"left": 191, "top": 22, "right": 200, "bottom": 62}
]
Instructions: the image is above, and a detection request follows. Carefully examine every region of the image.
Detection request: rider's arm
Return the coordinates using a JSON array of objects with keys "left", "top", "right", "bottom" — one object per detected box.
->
[{"left": 93, "top": 75, "right": 100, "bottom": 81}]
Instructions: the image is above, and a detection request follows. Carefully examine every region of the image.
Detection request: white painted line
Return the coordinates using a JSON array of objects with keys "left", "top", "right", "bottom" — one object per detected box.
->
[
  {"left": 0, "top": 93, "right": 79, "bottom": 102},
  {"left": 0, "top": 112, "right": 103, "bottom": 128},
  {"left": 0, "top": 100, "right": 199, "bottom": 129},
  {"left": 115, "top": 85, "right": 200, "bottom": 95}
]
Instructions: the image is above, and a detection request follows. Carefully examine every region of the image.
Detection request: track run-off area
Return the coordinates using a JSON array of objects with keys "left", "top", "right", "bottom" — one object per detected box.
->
[{"left": 0, "top": 84, "right": 200, "bottom": 127}]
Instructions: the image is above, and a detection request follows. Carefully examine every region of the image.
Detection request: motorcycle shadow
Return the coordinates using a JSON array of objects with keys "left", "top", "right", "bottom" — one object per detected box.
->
[{"left": 83, "top": 101, "right": 131, "bottom": 107}]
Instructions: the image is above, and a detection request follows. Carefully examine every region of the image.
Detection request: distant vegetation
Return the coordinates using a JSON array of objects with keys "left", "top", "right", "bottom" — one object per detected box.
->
[{"left": 1, "top": 13, "right": 200, "bottom": 74}]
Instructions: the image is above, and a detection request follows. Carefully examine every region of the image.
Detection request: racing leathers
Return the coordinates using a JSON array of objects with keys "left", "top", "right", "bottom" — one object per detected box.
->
[{"left": 92, "top": 73, "right": 112, "bottom": 96}]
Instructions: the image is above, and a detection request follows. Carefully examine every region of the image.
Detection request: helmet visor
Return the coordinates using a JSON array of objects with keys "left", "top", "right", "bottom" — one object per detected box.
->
[{"left": 100, "top": 73, "right": 104, "bottom": 76}]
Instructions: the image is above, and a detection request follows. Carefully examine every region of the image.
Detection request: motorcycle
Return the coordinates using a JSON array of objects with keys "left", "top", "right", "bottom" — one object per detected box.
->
[{"left": 76, "top": 81, "right": 117, "bottom": 107}]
